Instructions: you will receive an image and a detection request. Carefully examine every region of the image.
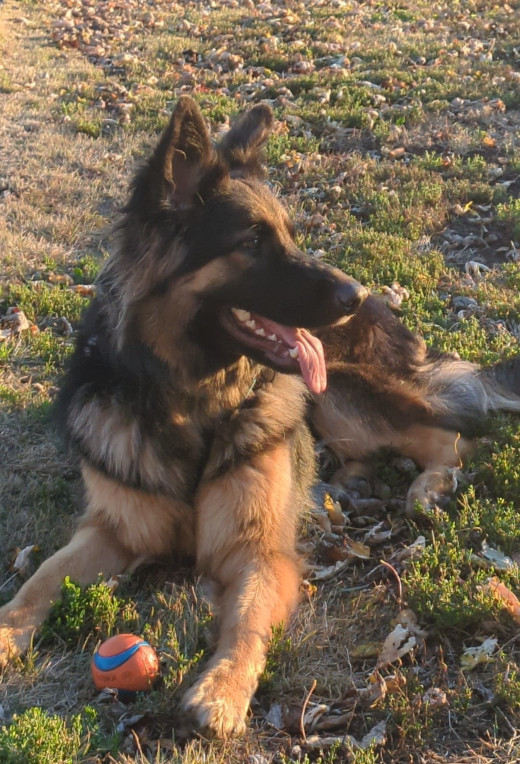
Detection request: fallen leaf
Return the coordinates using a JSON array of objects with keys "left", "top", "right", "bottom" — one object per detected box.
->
[
  {"left": 394, "top": 608, "right": 428, "bottom": 637},
  {"left": 266, "top": 703, "right": 284, "bottom": 729},
  {"left": 303, "top": 703, "right": 330, "bottom": 730},
  {"left": 0, "top": 307, "right": 32, "bottom": 340},
  {"left": 364, "top": 521, "right": 392, "bottom": 545},
  {"left": 48, "top": 272, "right": 74, "bottom": 286},
  {"left": 304, "top": 719, "right": 387, "bottom": 752},
  {"left": 12, "top": 544, "right": 38, "bottom": 574},
  {"left": 422, "top": 687, "right": 448, "bottom": 708},
  {"left": 344, "top": 536, "right": 370, "bottom": 559},
  {"left": 351, "top": 642, "right": 381, "bottom": 659},
  {"left": 324, "top": 493, "right": 346, "bottom": 525},
  {"left": 360, "top": 719, "right": 387, "bottom": 748},
  {"left": 460, "top": 637, "right": 498, "bottom": 670},
  {"left": 485, "top": 577, "right": 520, "bottom": 623},
  {"left": 480, "top": 541, "right": 514, "bottom": 570},
  {"left": 378, "top": 624, "right": 416, "bottom": 667},
  {"left": 310, "top": 559, "right": 350, "bottom": 581}
]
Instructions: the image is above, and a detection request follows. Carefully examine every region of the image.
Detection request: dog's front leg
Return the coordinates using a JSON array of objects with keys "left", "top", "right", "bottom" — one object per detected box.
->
[
  {"left": 183, "top": 442, "right": 302, "bottom": 738},
  {"left": 0, "top": 523, "right": 135, "bottom": 669}
]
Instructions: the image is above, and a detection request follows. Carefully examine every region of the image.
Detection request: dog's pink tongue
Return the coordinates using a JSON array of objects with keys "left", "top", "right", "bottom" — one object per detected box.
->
[
  {"left": 294, "top": 329, "right": 327, "bottom": 394},
  {"left": 275, "top": 325, "right": 327, "bottom": 394}
]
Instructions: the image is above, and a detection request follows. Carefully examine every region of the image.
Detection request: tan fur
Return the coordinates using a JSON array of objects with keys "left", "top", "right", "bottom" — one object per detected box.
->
[
  {"left": 184, "top": 442, "right": 302, "bottom": 736},
  {"left": 82, "top": 462, "right": 195, "bottom": 557},
  {"left": 312, "top": 386, "right": 394, "bottom": 462}
]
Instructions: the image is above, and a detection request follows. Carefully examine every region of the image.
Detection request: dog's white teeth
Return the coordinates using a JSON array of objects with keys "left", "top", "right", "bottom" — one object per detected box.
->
[
  {"left": 232, "top": 308, "right": 251, "bottom": 322},
  {"left": 255, "top": 328, "right": 266, "bottom": 337},
  {"left": 245, "top": 319, "right": 257, "bottom": 329},
  {"left": 268, "top": 333, "right": 278, "bottom": 341},
  {"left": 289, "top": 346, "right": 300, "bottom": 359}
]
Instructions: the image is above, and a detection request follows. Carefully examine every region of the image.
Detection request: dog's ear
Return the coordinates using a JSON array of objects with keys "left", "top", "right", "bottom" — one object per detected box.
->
[
  {"left": 150, "top": 96, "right": 220, "bottom": 210},
  {"left": 219, "top": 104, "right": 274, "bottom": 177}
]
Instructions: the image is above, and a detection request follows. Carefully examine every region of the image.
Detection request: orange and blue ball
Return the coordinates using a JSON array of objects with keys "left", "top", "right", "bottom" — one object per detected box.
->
[{"left": 91, "top": 634, "right": 159, "bottom": 693}]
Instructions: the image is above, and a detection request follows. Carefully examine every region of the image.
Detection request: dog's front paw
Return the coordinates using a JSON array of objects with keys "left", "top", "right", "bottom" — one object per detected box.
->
[
  {"left": 0, "top": 605, "right": 37, "bottom": 670},
  {"left": 0, "top": 624, "right": 25, "bottom": 670},
  {"left": 182, "top": 662, "right": 252, "bottom": 738}
]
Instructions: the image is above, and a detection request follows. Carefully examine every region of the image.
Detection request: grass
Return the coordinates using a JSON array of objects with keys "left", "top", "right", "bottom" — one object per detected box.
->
[{"left": 1, "top": 0, "right": 520, "bottom": 761}]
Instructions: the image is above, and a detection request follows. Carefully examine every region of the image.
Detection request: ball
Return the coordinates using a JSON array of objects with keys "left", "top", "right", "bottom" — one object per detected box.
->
[{"left": 91, "top": 634, "right": 159, "bottom": 693}]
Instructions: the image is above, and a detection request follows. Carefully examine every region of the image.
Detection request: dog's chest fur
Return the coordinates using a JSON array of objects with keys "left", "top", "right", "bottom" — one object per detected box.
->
[{"left": 59, "top": 318, "right": 310, "bottom": 505}]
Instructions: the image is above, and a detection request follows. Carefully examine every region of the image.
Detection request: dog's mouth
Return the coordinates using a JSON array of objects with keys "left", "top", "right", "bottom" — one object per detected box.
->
[{"left": 221, "top": 307, "right": 327, "bottom": 394}]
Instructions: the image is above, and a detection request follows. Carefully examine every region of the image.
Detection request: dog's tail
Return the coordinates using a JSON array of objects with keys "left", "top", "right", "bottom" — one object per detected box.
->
[{"left": 423, "top": 354, "right": 520, "bottom": 428}]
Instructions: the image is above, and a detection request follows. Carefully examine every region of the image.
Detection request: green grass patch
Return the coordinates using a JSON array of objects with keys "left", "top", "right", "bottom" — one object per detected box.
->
[
  {"left": 40, "top": 577, "right": 139, "bottom": 649},
  {"left": 0, "top": 706, "right": 118, "bottom": 764}
]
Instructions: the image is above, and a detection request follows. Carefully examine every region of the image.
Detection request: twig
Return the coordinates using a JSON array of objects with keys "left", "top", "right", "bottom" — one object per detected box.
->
[
  {"left": 380, "top": 559, "right": 403, "bottom": 605},
  {"left": 131, "top": 730, "right": 145, "bottom": 760},
  {"left": 299, "top": 678, "right": 317, "bottom": 741},
  {"left": 0, "top": 572, "right": 18, "bottom": 593}
]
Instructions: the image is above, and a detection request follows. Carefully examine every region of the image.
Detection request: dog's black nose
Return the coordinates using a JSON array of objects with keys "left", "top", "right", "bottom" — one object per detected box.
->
[{"left": 335, "top": 280, "right": 368, "bottom": 314}]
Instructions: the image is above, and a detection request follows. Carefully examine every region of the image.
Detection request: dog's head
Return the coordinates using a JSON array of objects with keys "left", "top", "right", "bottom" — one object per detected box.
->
[{"left": 108, "top": 97, "right": 366, "bottom": 392}]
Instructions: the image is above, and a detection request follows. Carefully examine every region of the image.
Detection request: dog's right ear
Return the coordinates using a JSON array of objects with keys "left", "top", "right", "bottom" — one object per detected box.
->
[{"left": 136, "top": 97, "right": 221, "bottom": 213}]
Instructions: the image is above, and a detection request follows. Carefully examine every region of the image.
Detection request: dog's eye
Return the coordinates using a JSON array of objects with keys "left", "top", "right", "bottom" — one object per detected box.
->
[{"left": 242, "top": 236, "right": 261, "bottom": 252}]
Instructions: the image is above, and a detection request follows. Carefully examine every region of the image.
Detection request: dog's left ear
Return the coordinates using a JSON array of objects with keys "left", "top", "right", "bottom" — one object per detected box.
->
[{"left": 219, "top": 104, "right": 274, "bottom": 177}]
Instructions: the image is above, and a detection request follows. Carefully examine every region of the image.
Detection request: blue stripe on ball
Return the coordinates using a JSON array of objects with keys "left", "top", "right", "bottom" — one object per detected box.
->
[{"left": 93, "top": 640, "right": 149, "bottom": 672}]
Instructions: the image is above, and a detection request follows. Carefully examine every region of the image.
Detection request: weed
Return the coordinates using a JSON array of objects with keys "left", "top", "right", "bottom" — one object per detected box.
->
[
  {"left": 0, "top": 706, "right": 118, "bottom": 764},
  {"left": 39, "top": 577, "right": 138, "bottom": 649}
]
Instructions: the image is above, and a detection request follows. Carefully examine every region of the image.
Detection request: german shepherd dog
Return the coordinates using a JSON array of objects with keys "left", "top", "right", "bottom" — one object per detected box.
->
[
  {"left": 0, "top": 97, "right": 366, "bottom": 737},
  {"left": 1, "top": 96, "right": 520, "bottom": 737}
]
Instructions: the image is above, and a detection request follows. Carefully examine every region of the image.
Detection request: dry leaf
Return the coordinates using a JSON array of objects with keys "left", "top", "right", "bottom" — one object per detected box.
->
[
  {"left": 303, "top": 703, "right": 330, "bottom": 730},
  {"left": 48, "top": 272, "right": 74, "bottom": 286},
  {"left": 360, "top": 719, "right": 387, "bottom": 748},
  {"left": 378, "top": 624, "right": 416, "bottom": 667},
  {"left": 351, "top": 642, "right": 381, "bottom": 659},
  {"left": 266, "top": 703, "right": 284, "bottom": 729},
  {"left": 460, "top": 637, "right": 498, "bottom": 670},
  {"left": 394, "top": 608, "right": 428, "bottom": 637},
  {"left": 324, "top": 493, "right": 346, "bottom": 525},
  {"left": 305, "top": 720, "right": 387, "bottom": 752},
  {"left": 12, "top": 544, "right": 38, "bottom": 574},
  {"left": 310, "top": 560, "right": 349, "bottom": 581},
  {"left": 480, "top": 541, "right": 514, "bottom": 570},
  {"left": 312, "top": 512, "right": 331, "bottom": 533},
  {"left": 485, "top": 577, "right": 520, "bottom": 623},
  {"left": 70, "top": 284, "right": 97, "bottom": 296},
  {"left": 364, "top": 521, "right": 392, "bottom": 545},
  {"left": 1, "top": 307, "right": 32, "bottom": 340},
  {"left": 344, "top": 536, "right": 370, "bottom": 559},
  {"left": 422, "top": 687, "right": 448, "bottom": 708}
]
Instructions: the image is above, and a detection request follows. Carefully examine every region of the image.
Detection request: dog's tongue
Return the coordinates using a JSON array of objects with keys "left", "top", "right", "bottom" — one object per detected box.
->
[
  {"left": 262, "top": 321, "right": 327, "bottom": 394},
  {"left": 294, "top": 328, "right": 327, "bottom": 395}
]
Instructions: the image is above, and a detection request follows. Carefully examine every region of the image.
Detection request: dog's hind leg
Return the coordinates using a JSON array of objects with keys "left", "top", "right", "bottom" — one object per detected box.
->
[
  {"left": 0, "top": 523, "right": 135, "bottom": 669},
  {"left": 397, "top": 424, "right": 474, "bottom": 513},
  {"left": 183, "top": 441, "right": 302, "bottom": 738}
]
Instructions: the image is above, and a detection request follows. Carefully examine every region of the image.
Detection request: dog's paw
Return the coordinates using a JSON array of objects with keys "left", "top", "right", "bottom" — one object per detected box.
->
[
  {"left": 406, "top": 468, "right": 459, "bottom": 515},
  {"left": 0, "top": 605, "right": 36, "bottom": 670},
  {"left": 0, "top": 624, "right": 24, "bottom": 671},
  {"left": 181, "top": 663, "right": 252, "bottom": 738}
]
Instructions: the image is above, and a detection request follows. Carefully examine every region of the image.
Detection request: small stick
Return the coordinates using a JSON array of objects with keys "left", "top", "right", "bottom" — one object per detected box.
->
[
  {"left": 380, "top": 559, "right": 403, "bottom": 605},
  {"left": 299, "top": 678, "right": 317, "bottom": 741}
]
